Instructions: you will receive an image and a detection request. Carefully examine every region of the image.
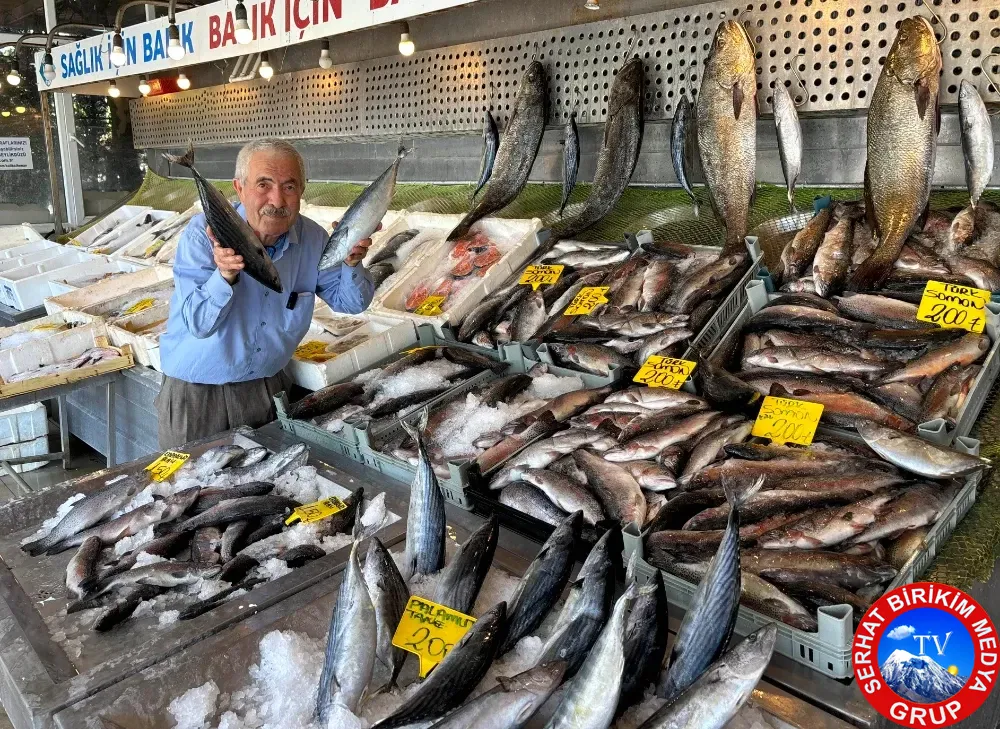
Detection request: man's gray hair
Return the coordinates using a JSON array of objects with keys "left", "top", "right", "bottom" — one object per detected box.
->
[{"left": 234, "top": 139, "right": 306, "bottom": 188}]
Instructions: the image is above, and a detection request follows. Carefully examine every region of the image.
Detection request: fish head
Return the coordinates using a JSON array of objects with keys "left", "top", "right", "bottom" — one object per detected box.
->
[
  {"left": 498, "top": 660, "right": 568, "bottom": 697},
  {"left": 521, "top": 61, "right": 549, "bottom": 103},
  {"left": 886, "top": 17, "right": 942, "bottom": 84},
  {"left": 708, "top": 20, "right": 756, "bottom": 82},
  {"left": 729, "top": 622, "right": 779, "bottom": 671}
]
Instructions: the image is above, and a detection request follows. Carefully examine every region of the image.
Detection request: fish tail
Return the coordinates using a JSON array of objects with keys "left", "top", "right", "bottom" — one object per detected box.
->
[
  {"left": 397, "top": 142, "right": 411, "bottom": 159},
  {"left": 788, "top": 188, "right": 797, "bottom": 214},
  {"left": 723, "top": 476, "right": 763, "bottom": 512},
  {"left": 692, "top": 198, "right": 700, "bottom": 219},
  {"left": 847, "top": 250, "right": 894, "bottom": 291},
  {"left": 162, "top": 141, "right": 196, "bottom": 169}
]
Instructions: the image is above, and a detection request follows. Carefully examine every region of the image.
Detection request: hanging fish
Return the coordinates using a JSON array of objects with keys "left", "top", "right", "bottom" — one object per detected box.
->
[
  {"left": 559, "top": 112, "right": 580, "bottom": 216},
  {"left": 671, "top": 95, "right": 699, "bottom": 217},
  {"left": 472, "top": 110, "right": 499, "bottom": 201},
  {"left": 772, "top": 83, "right": 803, "bottom": 213}
]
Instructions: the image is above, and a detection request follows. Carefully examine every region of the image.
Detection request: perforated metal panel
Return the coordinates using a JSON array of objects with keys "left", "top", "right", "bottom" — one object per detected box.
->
[{"left": 131, "top": 0, "right": 1000, "bottom": 149}]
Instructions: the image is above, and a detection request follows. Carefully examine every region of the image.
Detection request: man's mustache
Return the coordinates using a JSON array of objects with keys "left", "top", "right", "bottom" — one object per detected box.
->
[{"left": 259, "top": 205, "right": 291, "bottom": 218}]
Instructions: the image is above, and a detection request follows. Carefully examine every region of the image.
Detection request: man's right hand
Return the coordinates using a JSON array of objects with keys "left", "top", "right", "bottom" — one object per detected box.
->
[{"left": 207, "top": 226, "right": 244, "bottom": 284}]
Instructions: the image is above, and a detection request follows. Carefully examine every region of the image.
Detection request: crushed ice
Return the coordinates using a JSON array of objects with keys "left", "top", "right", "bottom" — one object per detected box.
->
[
  {"left": 20, "top": 493, "right": 85, "bottom": 544},
  {"left": 169, "top": 680, "right": 220, "bottom": 729}
]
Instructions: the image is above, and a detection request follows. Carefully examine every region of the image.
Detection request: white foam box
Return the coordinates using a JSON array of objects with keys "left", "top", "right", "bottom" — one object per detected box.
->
[
  {"left": 0, "top": 312, "right": 78, "bottom": 354},
  {"left": 0, "top": 402, "right": 49, "bottom": 472},
  {"left": 365, "top": 213, "right": 543, "bottom": 336},
  {"left": 0, "top": 250, "right": 102, "bottom": 310},
  {"left": 112, "top": 203, "right": 201, "bottom": 266},
  {"left": 67, "top": 205, "right": 152, "bottom": 248},
  {"left": 63, "top": 279, "right": 174, "bottom": 326},
  {"left": 46, "top": 259, "right": 148, "bottom": 297},
  {"left": 85, "top": 210, "right": 177, "bottom": 257},
  {"left": 44, "top": 265, "right": 173, "bottom": 316},
  {"left": 0, "top": 246, "right": 67, "bottom": 272},
  {"left": 0, "top": 224, "right": 44, "bottom": 250},
  {"left": 106, "top": 302, "right": 169, "bottom": 370}
]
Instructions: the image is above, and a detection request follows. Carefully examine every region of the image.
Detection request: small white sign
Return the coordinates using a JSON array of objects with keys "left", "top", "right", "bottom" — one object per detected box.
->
[{"left": 0, "top": 138, "right": 33, "bottom": 170}]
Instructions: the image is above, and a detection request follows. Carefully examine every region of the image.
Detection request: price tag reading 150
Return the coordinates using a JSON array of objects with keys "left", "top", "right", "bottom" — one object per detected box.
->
[
  {"left": 392, "top": 596, "right": 476, "bottom": 678},
  {"left": 751, "top": 396, "right": 824, "bottom": 446},
  {"left": 916, "top": 280, "right": 990, "bottom": 334}
]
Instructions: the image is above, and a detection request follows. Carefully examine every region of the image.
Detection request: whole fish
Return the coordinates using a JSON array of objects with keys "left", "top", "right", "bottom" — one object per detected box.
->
[
  {"left": 429, "top": 662, "right": 566, "bottom": 729},
  {"left": 316, "top": 542, "right": 376, "bottom": 722},
  {"left": 772, "top": 83, "right": 802, "bottom": 213},
  {"left": 543, "top": 585, "right": 635, "bottom": 729},
  {"left": 657, "top": 477, "right": 762, "bottom": 701},
  {"left": 229, "top": 447, "right": 269, "bottom": 469},
  {"left": 833, "top": 293, "right": 928, "bottom": 330},
  {"left": 88, "top": 562, "right": 222, "bottom": 598},
  {"left": 685, "top": 455, "right": 897, "bottom": 491},
  {"left": 288, "top": 382, "right": 364, "bottom": 420},
  {"left": 163, "top": 145, "right": 282, "bottom": 292},
  {"left": 449, "top": 62, "right": 547, "bottom": 240},
  {"left": 745, "top": 303, "right": 865, "bottom": 334},
  {"left": 401, "top": 411, "right": 447, "bottom": 578},
  {"left": 758, "top": 490, "right": 900, "bottom": 549},
  {"left": 666, "top": 254, "right": 747, "bottom": 314},
  {"left": 637, "top": 327, "right": 694, "bottom": 365},
  {"left": 959, "top": 80, "right": 993, "bottom": 209},
  {"left": 362, "top": 537, "right": 410, "bottom": 693},
  {"left": 549, "top": 56, "right": 644, "bottom": 243},
  {"left": 369, "top": 229, "right": 419, "bottom": 266},
  {"left": 887, "top": 526, "right": 929, "bottom": 570},
  {"left": 697, "top": 20, "right": 757, "bottom": 255},
  {"left": 847, "top": 483, "right": 955, "bottom": 544},
  {"left": 779, "top": 208, "right": 833, "bottom": 285},
  {"left": 473, "top": 110, "right": 500, "bottom": 201},
  {"left": 511, "top": 289, "right": 548, "bottom": 342},
  {"left": 922, "top": 364, "right": 980, "bottom": 424},
  {"left": 680, "top": 421, "right": 753, "bottom": 482},
  {"left": 508, "top": 468, "right": 605, "bottom": 525},
  {"left": 767, "top": 386, "right": 916, "bottom": 432},
  {"left": 813, "top": 213, "right": 856, "bottom": 298},
  {"left": 620, "top": 569, "right": 669, "bottom": 712},
  {"left": 192, "top": 526, "right": 222, "bottom": 564},
  {"left": 639, "top": 624, "right": 777, "bottom": 729},
  {"left": 537, "top": 530, "right": 615, "bottom": 677},
  {"left": 93, "top": 586, "right": 165, "bottom": 632},
  {"left": 499, "top": 511, "right": 581, "bottom": 655},
  {"left": 559, "top": 112, "right": 580, "bottom": 216},
  {"left": 758, "top": 568, "right": 873, "bottom": 613},
  {"left": 220, "top": 520, "right": 252, "bottom": 563},
  {"left": 849, "top": 17, "right": 941, "bottom": 291},
  {"left": 434, "top": 514, "right": 498, "bottom": 614},
  {"left": 878, "top": 333, "right": 988, "bottom": 384},
  {"left": 572, "top": 449, "right": 646, "bottom": 526},
  {"left": 623, "top": 460, "right": 677, "bottom": 492},
  {"left": 372, "top": 603, "right": 507, "bottom": 729},
  {"left": 219, "top": 554, "right": 259, "bottom": 584},
  {"left": 671, "top": 95, "right": 699, "bottom": 216},
  {"left": 103, "top": 531, "right": 192, "bottom": 578},
  {"left": 368, "top": 262, "right": 394, "bottom": 289},
  {"left": 479, "top": 412, "right": 561, "bottom": 477},
  {"left": 320, "top": 145, "right": 408, "bottom": 269},
  {"left": 22, "top": 474, "right": 147, "bottom": 556},
  {"left": 489, "top": 423, "right": 609, "bottom": 488},
  {"left": 66, "top": 536, "right": 102, "bottom": 599},
  {"left": 176, "top": 495, "right": 299, "bottom": 532},
  {"left": 192, "top": 482, "right": 275, "bottom": 514},
  {"left": 546, "top": 342, "right": 633, "bottom": 376},
  {"left": 280, "top": 544, "right": 325, "bottom": 567},
  {"left": 636, "top": 258, "right": 675, "bottom": 313},
  {"left": 604, "top": 411, "right": 723, "bottom": 462},
  {"left": 607, "top": 386, "right": 709, "bottom": 410},
  {"left": 229, "top": 442, "right": 309, "bottom": 484},
  {"left": 743, "top": 346, "right": 893, "bottom": 379},
  {"left": 743, "top": 548, "right": 897, "bottom": 590}
]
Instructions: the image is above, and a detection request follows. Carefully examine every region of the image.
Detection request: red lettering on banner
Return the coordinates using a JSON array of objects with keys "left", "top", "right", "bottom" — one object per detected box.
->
[
  {"left": 261, "top": 0, "right": 277, "bottom": 37},
  {"left": 370, "top": 0, "right": 389, "bottom": 9},
  {"left": 284, "top": 0, "right": 290, "bottom": 32},
  {"left": 221, "top": 12, "right": 236, "bottom": 46},
  {"left": 209, "top": 14, "right": 222, "bottom": 48},
  {"left": 293, "top": 0, "right": 310, "bottom": 30},
  {"left": 323, "top": 0, "right": 342, "bottom": 21}
]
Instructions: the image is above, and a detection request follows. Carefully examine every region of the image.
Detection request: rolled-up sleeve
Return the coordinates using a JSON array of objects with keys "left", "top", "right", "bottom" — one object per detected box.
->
[
  {"left": 173, "top": 221, "right": 236, "bottom": 338},
  {"left": 316, "top": 263, "right": 374, "bottom": 315}
]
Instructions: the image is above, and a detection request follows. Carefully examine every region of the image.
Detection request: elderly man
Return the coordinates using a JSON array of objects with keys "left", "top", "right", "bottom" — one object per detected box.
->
[{"left": 156, "top": 138, "right": 375, "bottom": 448}]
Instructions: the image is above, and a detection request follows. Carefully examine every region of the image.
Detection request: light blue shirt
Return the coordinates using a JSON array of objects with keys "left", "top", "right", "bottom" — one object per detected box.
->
[{"left": 160, "top": 205, "right": 374, "bottom": 385}]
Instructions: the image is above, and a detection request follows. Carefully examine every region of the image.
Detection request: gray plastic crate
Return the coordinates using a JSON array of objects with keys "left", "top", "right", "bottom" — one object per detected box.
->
[
  {"left": 623, "top": 440, "right": 983, "bottom": 679},
  {"left": 709, "top": 280, "right": 1000, "bottom": 446}
]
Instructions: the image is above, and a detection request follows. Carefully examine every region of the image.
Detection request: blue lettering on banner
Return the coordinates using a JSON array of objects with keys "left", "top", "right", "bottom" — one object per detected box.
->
[
  {"left": 126, "top": 36, "right": 137, "bottom": 65},
  {"left": 59, "top": 53, "right": 69, "bottom": 79},
  {"left": 92, "top": 45, "right": 104, "bottom": 72},
  {"left": 181, "top": 21, "right": 194, "bottom": 53},
  {"left": 74, "top": 48, "right": 84, "bottom": 76},
  {"left": 153, "top": 29, "right": 165, "bottom": 60},
  {"left": 143, "top": 32, "right": 153, "bottom": 62}
]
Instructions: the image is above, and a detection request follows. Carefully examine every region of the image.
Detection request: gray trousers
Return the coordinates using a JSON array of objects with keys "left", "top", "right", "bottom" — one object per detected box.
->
[{"left": 155, "top": 370, "right": 292, "bottom": 449}]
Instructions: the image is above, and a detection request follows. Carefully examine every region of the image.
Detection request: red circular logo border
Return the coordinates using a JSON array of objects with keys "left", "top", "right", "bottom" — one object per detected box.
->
[{"left": 853, "top": 581, "right": 997, "bottom": 727}]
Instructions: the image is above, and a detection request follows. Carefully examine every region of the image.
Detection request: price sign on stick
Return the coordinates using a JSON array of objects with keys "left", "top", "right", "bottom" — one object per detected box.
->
[
  {"left": 751, "top": 396, "right": 824, "bottom": 446},
  {"left": 145, "top": 450, "right": 190, "bottom": 481},
  {"left": 916, "top": 281, "right": 990, "bottom": 334},
  {"left": 519, "top": 264, "right": 564, "bottom": 291},
  {"left": 124, "top": 298, "right": 156, "bottom": 315},
  {"left": 633, "top": 356, "right": 697, "bottom": 389},
  {"left": 392, "top": 596, "right": 477, "bottom": 677},
  {"left": 414, "top": 295, "right": 446, "bottom": 317},
  {"left": 563, "top": 286, "right": 610, "bottom": 316},
  {"left": 285, "top": 496, "right": 347, "bottom": 525}
]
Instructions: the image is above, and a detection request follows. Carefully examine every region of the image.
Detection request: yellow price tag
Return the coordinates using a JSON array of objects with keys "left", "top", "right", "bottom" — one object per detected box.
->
[
  {"left": 391, "top": 596, "right": 477, "bottom": 678},
  {"left": 414, "top": 295, "right": 446, "bottom": 317},
  {"left": 751, "top": 396, "right": 824, "bottom": 446},
  {"left": 285, "top": 496, "right": 347, "bottom": 525},
  {"left": 29, "top": 324, "right": 62, "bottom": 331},
  {"left": 916, "top": 280, "right": 990, "bottom": 334},
  {"left": 633, "top": 356, "right": 697, "bottom": 389},
  {"left": 124, "top": 298, "right": 156, "bottom": 315},
  {"left": 563, "top": 286, "right": 611, "bottom": 316},
  {"left": 294, "top": 340, "right": 329, "bottom": 359},
  {"left": 68, "top": 238, "right": 83, "bottom": 247},
  {"left": 145, "top": 450, "right": 190, "bottom": 481},
  {"left": 519, "top": 264, "right": 564, "bottom": 291}
]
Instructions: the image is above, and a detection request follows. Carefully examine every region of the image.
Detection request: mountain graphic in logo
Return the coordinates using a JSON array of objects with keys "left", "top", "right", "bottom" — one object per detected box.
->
[{"left": 880, "top": 649, "right": 967, "bottom": 704}]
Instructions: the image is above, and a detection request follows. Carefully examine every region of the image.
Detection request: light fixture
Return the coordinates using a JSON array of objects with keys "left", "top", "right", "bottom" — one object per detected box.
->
[
  {"left": 1, "top": 111, "right": 10, "bottom": 117},
  {"left": 399, "top": 23, "right": 415, "bottom": 56},
  {"left": 176, "top": 72, "right": 191, "bottom": 89},
  {"left": 259, "top": 51, "right": 273, "bottom": 79},
  {"left": 167, "top": 22, "right": 185, "bottom": 61},
  {"left": 108, "top": 79, "right": 121, "bottom": 97},
  {"left": 319, "top": 39, "right": 333, "bottom": 69},
  {"left": 6, "top": 69, "right": 20, "bottom": 86},
  {"left": 138, "top": 76, "right": 151, "bottom": 95},
  {"left": 41, "top": 52, "right": 56, "bottom": 83},
  {"left": 110, "top": 30, "right": 126, "bottom": 67},
  {"left": 235, "top": 0, "right": 253, "bottom": 44},
  {"left": 585, "top": 0, "right": 599, "bottom": 9},
  {"left": 15, "top": 106, "right": 25, "bottom": 113}
]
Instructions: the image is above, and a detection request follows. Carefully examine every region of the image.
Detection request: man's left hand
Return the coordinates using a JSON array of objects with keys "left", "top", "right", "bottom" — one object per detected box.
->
[{"left": 341, "top": 222, "right": 382, "bottom": 267}]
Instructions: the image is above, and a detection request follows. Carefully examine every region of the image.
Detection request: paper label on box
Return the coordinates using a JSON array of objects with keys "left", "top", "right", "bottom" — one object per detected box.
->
[
  {"left": 633, "top": 356, "right": 697, "bottom": 389},
  {"left": 751, "top": 396, "right": 824, "bottom": 446},
  {"left": 916, "top": 280, "right": 989, "bottom": 334},
  {"left": 563, "top": 287, "right": 610, "bottom": 316},
  {"left": 392, "top": 596, "right": 477, "bottom": 678}
]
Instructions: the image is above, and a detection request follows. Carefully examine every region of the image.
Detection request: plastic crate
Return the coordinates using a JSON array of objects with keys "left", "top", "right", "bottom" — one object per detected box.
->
[{"left": 623, "top": 443, "right": 983, "bottom": 679}]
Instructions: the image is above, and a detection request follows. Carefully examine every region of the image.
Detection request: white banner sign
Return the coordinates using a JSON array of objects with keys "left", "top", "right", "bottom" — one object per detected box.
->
[
  {"left": 0, "top": 138, "right": 33, "bottom": 169},
  {"left": 35, "top": 0, "right": 479, "bottom": 91}
]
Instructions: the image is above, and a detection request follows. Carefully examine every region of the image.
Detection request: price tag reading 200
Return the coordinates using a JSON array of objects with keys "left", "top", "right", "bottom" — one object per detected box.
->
[
  {"left": 633, "top": 356, "right": 697, "bottom": 389},
  {"left": 751, "top": 396, "right": 824, "bottom": 446},
  {"left": 392, "top": 596, "right": 476, "bottom": 678},
  {"left": 916, "top": 280, "right": 990, "bottom": 334}
]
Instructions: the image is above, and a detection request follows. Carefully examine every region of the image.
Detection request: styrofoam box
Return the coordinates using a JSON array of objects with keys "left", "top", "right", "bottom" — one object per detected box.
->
[
  {"left": 0, "top": 402, "right": 47, "bottom": 447},
  {"left": 0, "top": 433, "right": 49, "bottom": 473},
  {"left": 68, "top": 205, "right": 151, "bottom": 248},
  {"left": 0, "top": 239, "right": 57, "bottom": 260},
  {"left": 0, "top": 224, "right": 44, "bottom": 250},
  {"left": 86, "top": 210, "right": 178, "bottom": 256},
  {"left": 64, "top": 279, "right": 174, "bottom": 326},
  {"left": 112, "top": 203, "right": 201, "bottom": 266},
  {"left": 0, "top": 250, "right": 102, "bottom": 310},
  {"left": 0, "top": 322, "right": 111, "bottom": 383},
  {"left": 0, "top": 246, "right": 67, "bottom": 271},
  {"left": 0, "top": 312, "right": 78, "bottom": 354},
  {"left": 107, "top": 303, "right": 169, "bottom": 370},
  {"left": 365, "top": 213, "right": 543, "bottom": 336},
  {"left": 46, "top": 259, "right": 147, "bottom": 297},
  {"left": 44, "top": 265, "right": 173, "bottom": 316}
]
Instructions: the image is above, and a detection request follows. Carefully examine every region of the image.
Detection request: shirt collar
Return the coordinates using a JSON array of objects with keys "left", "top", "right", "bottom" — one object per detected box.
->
[{"left": 235, "top": 203, "right": 295, "bottom": 261}]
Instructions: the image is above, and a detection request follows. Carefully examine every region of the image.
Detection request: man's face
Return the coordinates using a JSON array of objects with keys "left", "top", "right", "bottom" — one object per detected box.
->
[{"left": 233, "top": 150, "right": 303, "bottom": 241}]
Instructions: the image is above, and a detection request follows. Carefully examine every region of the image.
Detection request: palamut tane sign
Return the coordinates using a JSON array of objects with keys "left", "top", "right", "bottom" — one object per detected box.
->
[{"left": 0, "top": 138, "right": 33, "bottom": 170}]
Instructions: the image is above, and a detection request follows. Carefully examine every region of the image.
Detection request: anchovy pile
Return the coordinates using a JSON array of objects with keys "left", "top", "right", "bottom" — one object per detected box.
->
[{"left": 24, "top": 442, "right": 376, "bottom": 631}]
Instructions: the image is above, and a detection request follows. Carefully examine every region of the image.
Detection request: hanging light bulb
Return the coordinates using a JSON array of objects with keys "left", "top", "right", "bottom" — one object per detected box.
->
[
  {"left": 1, "top": 111, "right": 10, "bottom": 117},
  {"left": 41, "top": 53, "right": 56, "bottom": 83},
  {"left": 110, "top": 31, "right": 127, "bottom": 67},
  {"left": 318, "top": 39, "right": 333, "bottom": 69},
  {"left": 585, "top": 0, "right": 600, "bottom": 9},
  {"left": 15, "top": 106, "right": 25, "bottom": 114},
  {"left": 6, "top": 68, "right": 21, "bottom": 86},
  {"left": 235, "top": 0, "right": 253, "bottom": 45},
  {"left": 108, "top": 79, "right": 121, "bottom": 98},
  {"left": 398, "top": 22, "right": 415, "bottom": 56},
  {"left": 167, "top": 22, "right": 185, "bottom": 61},
  {"left": 259, "top": 52, "right": 274, "bottom": 79},
  {"left": 177, "top": 72, "right": 191, "bottom": 90},
  {"left": 138, "top": 76, "right": 151, "bottom": 95}
]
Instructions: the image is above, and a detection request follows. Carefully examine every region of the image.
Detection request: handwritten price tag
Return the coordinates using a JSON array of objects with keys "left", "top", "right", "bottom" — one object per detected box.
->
[
  {"left": 751, "top": 396, "right": 824, "bottom": 446},
  {"left": 414, "top": 295, "right": 446, "bottom": 317},
  {"left": 124, "top": 298, "right": 156, "bottom": 315},
  {"left": 633, "top": 356, "right": 697, "bottom": 389},
  {"left": 563, "top": 286, "right": 610, "bottom": 316},
  {"left": 145, "top": 450, "right": 190, "bottom": 481},
  {"left": 519, "top": 264, "right": 564, "bottom": 291},
  {"left": 392, "top": 596, "right": 477, "bottom": 677},
  {"left": 285, "top": 496, "right": 347, "bottom": 525},
  {"left": 916, "top": 280, "right": 990, "bottom": 334},
  {"left": 294, "top": 340, "right": 329, "bottom": 359}
]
